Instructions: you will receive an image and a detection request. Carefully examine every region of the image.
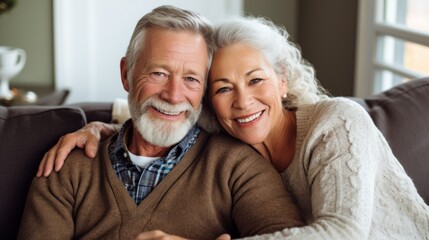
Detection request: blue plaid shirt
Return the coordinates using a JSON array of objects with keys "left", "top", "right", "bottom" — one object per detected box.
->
[{"left": 109, "top": 120, "right": 200, "bottom": 204}]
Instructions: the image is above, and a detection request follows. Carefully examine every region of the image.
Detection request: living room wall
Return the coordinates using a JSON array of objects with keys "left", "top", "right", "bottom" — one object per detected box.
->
[
  {"left": 0, "top": 0, "right": 358, "bottom": 98},
  {"left": 244, "top": 0, "right": 298, "bottom": 40},
  {"left": 297, "top": 0, "right": 358, "bottom": 96},
  {"left": 244, "top": 0, "right": 358, "bottom": 96},
  {"left": 0, "top": 0, "right": 53, "bottom": 89},
  {"left": 245, "top": 0, "right": 359, "bottom": 96}
]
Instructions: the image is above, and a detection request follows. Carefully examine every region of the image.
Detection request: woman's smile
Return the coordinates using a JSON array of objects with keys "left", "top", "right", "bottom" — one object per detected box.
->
[{"left": 234, "top": 110, "right": 264, "bottom": 124}]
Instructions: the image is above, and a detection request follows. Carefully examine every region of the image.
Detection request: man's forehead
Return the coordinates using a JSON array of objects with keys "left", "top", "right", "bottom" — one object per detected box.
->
[{"left": 140, "top": 29, "right": 209, "bottom": 74}]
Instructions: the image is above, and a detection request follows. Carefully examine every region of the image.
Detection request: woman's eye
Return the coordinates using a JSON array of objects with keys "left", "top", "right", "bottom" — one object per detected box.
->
[
  {"left": 150, "top": 72, "right": 168, "bottom": 80},
  {"left": 250, "top": 78, "right": 263, "bottom": 85},
  {"left": 215, "top": 87, "right": 231, "bottom": 94}
]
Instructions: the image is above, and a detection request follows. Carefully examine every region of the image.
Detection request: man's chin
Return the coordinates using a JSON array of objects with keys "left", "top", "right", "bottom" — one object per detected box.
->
[
  {"left": 142, "top": 131, "right": 187, "bottom": 147},
  {"left": 135, "top": 118, "right": 192, "bottom": 147}
]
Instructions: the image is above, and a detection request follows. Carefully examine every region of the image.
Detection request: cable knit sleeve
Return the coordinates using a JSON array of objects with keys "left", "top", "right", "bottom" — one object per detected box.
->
[{"left": 241, "top": 98, "right": 386, "bottom": 240}]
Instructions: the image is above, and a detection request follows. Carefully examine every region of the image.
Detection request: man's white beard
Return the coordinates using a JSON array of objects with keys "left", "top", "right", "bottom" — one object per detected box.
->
[{"left": 128, "top": 96, "right": 201, "bottom": 147}]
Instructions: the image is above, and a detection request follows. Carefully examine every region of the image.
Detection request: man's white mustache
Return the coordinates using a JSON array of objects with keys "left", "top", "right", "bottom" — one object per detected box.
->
[{"left": 139, "top": 97, "right": 195, "bottom": 117}]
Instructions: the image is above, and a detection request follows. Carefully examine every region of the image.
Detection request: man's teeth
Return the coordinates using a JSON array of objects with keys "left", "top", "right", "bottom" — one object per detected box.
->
[
  {"left": 157, "top": 109, "right": 181, "bottom": 116},
  {"left": 236, "top": 111, "right": 262, "bottom": 123}
]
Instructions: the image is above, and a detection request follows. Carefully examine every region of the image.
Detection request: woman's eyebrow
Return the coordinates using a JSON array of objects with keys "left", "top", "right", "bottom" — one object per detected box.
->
[
  {"left": 211, "top": 78, "right": 230, "bottom": 84},
  {"left": 246, "top": 68, "right": 264, "bottom": 76},
  {"left": 211, "top": 68, "right": 265, "bottom": 83}
]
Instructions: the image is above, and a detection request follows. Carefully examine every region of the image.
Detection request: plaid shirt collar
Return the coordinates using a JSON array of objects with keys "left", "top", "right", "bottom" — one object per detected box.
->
[
  {"left": 108, "top": 119, "right": 200, "bottom": 204},
  {"left": 110, "top": 119, "right": 200, "bottom": 162}
]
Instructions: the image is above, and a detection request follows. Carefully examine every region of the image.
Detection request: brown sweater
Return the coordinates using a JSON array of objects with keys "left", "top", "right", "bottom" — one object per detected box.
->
[{"left": 18, "top": 131, "right": 303, "bottom": 239}]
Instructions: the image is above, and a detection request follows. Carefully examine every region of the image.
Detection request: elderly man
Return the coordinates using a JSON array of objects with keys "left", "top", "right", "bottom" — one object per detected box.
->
[{"left": 18, "top": 5, "right": 303, "bottom": 240}]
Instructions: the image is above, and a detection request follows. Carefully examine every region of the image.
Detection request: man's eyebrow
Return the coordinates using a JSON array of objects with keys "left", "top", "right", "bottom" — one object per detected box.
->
[
  {"left": 185, "top": 69, "right": 205, "bottom": 77},
  {"left": 144, "top": 63, "right": 169, "bottom": 71}
]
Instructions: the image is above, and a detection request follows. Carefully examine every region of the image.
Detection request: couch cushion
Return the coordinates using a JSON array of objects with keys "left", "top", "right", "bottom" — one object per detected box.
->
[
  {"left": 68, "top": 102, "right": 113, "bottom": 123},
  {"left": 0, "top": 106, "right": 87, "bottom": 239},
  {"left": 363, "top": 78, "right": 429, "bottom": 203}
]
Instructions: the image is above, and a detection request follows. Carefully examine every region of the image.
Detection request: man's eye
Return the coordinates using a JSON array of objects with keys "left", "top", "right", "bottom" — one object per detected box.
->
[
  {"left": 185, "top": 77, "right": 199, "bottom": 83},
  {"left": 150, "top": 72, "right": 168, "bottom": 80}
]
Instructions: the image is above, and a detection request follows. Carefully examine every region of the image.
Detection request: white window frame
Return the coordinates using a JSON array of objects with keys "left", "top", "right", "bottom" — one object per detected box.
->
[{"left": 354, "top": 0, "right": 429, "bottom": 97}]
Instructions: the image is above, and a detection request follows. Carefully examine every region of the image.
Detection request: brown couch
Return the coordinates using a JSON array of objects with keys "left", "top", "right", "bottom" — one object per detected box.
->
[{"left": 1, "top": 77, "right": 428, "bottom": 239}]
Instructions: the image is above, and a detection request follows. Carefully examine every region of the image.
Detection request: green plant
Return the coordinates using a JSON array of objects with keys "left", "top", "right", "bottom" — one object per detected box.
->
[{"left": 0, "top": 0, "right": 17, "bottom": 15}]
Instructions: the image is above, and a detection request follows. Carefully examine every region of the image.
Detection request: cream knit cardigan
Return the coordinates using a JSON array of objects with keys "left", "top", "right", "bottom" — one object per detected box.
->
[{"left": 246, "top": 98, "right": 429, "bottom": 240}]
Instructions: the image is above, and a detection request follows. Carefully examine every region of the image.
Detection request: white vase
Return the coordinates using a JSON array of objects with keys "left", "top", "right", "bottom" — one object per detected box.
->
[{"left": 0, "top": 46, "right": 26, "bottom": 100}]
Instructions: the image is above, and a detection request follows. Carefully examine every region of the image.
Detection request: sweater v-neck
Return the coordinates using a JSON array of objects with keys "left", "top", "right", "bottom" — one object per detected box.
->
[{"left": 100, "top": 130, "right": 210, "bottom": 229}]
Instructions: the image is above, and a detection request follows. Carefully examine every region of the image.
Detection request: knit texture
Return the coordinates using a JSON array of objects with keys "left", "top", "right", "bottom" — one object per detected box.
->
[
  {"left": 18, "top": 131, "right": 304, "bottom": 239},
  {"left": 243, "top": 98, "right": 429, "bottom": 240}
]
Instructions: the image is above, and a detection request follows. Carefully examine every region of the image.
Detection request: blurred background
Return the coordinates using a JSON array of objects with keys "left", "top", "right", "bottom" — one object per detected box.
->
[{"left": 0, "top": 0, "right": 428, "bottom": 104}]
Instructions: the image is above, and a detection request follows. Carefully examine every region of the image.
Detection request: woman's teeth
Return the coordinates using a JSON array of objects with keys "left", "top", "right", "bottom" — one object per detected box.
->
[{"left": 236, "top": 111, "right": 262, "bottom": 123}]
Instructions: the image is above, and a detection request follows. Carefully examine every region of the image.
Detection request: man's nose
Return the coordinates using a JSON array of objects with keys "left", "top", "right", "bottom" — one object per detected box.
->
[{"left": 160, "top": 77, "right": 185, "bottom": 104}]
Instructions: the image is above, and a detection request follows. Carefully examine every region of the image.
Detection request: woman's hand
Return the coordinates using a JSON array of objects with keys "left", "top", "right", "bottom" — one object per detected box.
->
[
  {"left": 134, "top": 230, "right": 231, "bottom": 240},
  {"left": 36, "top": 121, "right": 117, "bottom": 177}
]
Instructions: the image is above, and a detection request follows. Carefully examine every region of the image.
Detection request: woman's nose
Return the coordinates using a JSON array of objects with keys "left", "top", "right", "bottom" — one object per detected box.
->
[{"left": 233, "top": 90, "right": 253, "bottom": 109}]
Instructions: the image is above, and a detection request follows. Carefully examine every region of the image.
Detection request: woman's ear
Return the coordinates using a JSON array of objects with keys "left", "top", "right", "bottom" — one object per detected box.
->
[
  {"left": 281, "top": 78, "right": 288, "bottom": 98},
  {"left": 120, "top": 57, "right": 130, "bottom": 92},
  {"left": 279, "top": 65, "right": 288, "bottom": 98}
]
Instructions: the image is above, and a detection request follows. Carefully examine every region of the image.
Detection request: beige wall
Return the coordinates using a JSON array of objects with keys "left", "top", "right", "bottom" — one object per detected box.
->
[{"left": 0, "top": 0, "right": 53, "bottom": 88}]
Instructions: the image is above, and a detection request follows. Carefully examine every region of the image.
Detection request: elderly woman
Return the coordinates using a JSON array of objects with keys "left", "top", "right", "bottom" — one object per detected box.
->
[{"left": 39, "top": 16, "right": 429, "bottom": 240}]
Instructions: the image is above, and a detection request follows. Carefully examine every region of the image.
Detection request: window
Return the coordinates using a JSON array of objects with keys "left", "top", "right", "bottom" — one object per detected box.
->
[{"left": 355, "top": 0, "right": 429, "bottom": 97}]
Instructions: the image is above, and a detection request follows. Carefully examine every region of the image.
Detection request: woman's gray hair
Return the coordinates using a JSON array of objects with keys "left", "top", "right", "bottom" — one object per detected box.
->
[
  {"left": 125, "top": 5, "right": 214, "bottom": 82},
  {"left": 212, "top": 16, "right": 329, "bottom": 108},
  {"left": 198, "top": 16, "right": 330, "bottom": 133}
]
